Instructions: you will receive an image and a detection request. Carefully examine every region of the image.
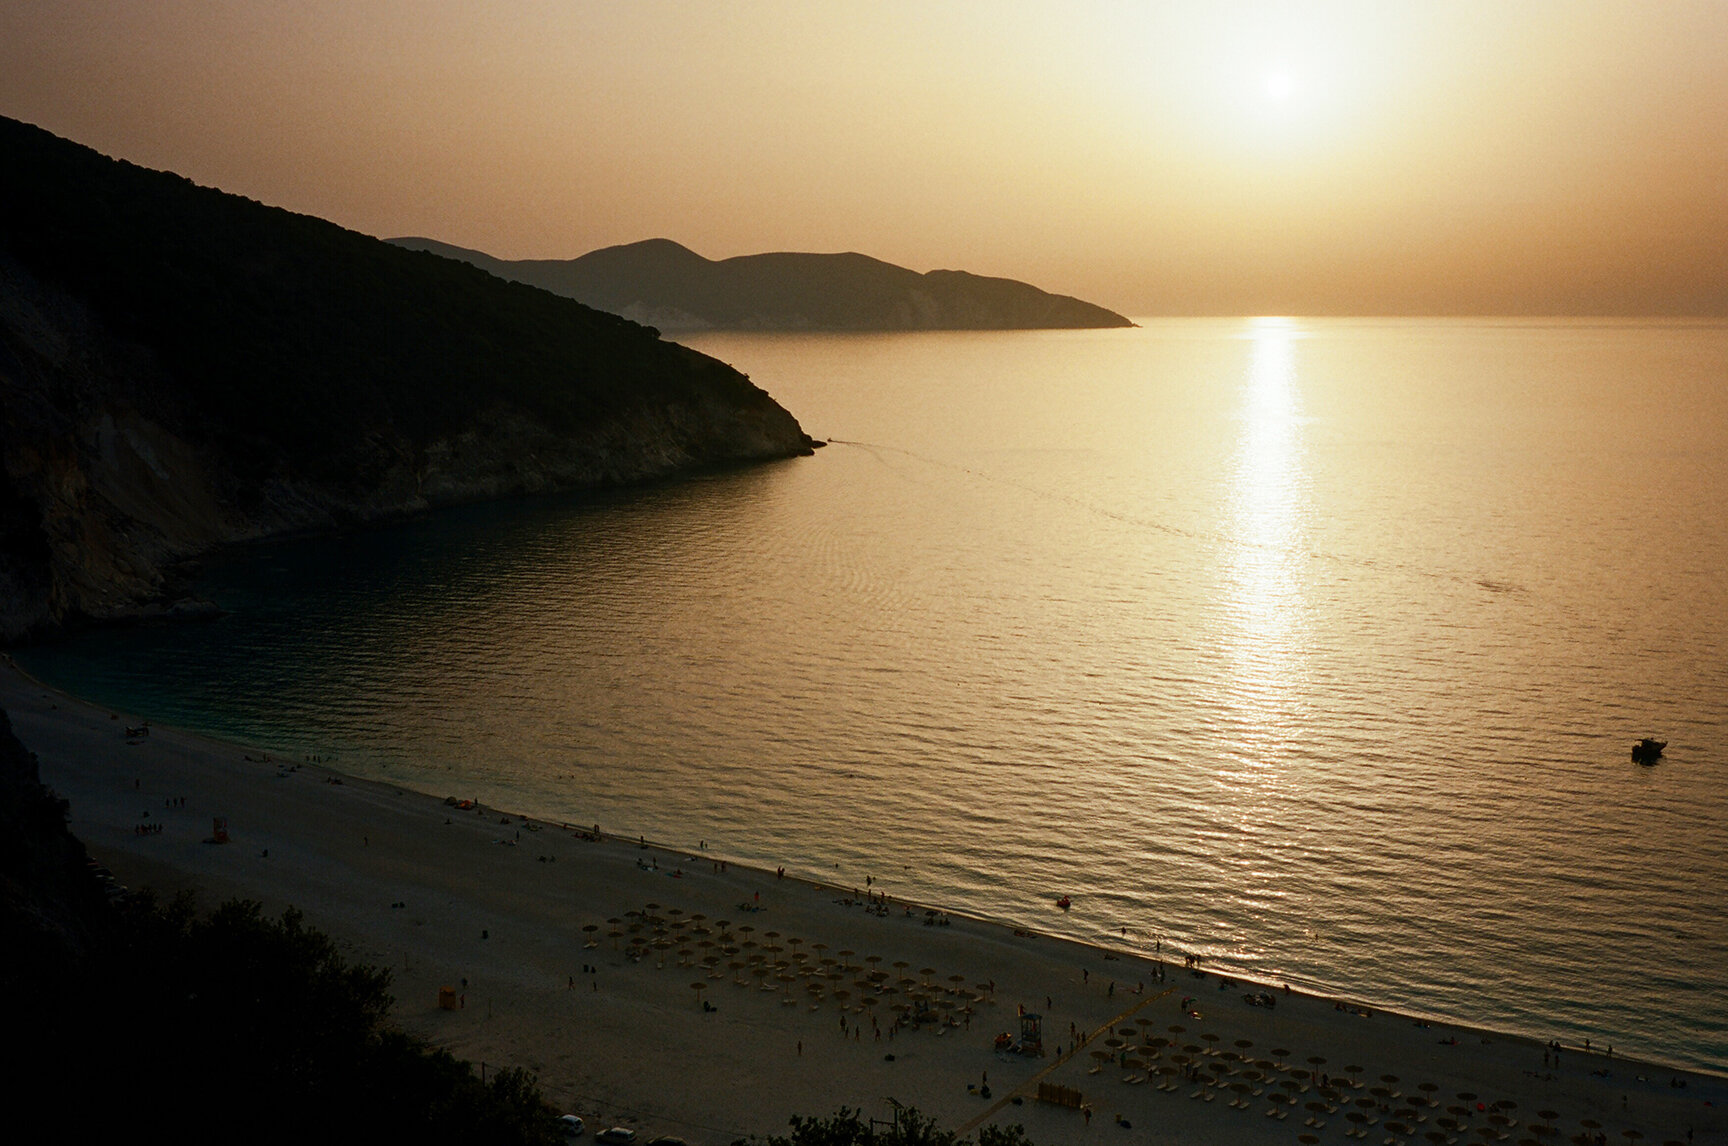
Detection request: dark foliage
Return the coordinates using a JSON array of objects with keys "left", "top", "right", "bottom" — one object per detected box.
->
[
  {"left": 755, "top": 1106, "right": 1035, "bottom": 1146},
  {"left": 19, "top": 890, "right": 562, "bottom": 1146}
]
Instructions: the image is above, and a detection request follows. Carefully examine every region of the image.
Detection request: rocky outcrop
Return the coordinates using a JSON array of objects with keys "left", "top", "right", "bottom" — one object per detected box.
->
[
  {"left": 0, "top": 117, "right": 818, "bottom": 640},
  {"left": 391, "top": 236, "right": 1136, "bottom": 331}
]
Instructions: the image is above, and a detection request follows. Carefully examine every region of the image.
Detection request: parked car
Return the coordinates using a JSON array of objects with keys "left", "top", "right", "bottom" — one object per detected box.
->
[
  {"left": 559, "top": 1115, "right": 586, "bottom": 1139},
  {"left": 596, "top": 1129, "right": 636, "bottom": 1145}
]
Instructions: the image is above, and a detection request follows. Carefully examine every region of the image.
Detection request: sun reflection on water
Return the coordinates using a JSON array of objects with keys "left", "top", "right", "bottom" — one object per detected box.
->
[{"left": 1220, "top": 317, "right": 1312, "bottom": 764}]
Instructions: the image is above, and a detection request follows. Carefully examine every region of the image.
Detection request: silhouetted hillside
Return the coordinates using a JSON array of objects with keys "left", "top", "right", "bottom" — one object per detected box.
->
[
  {"left": 391, "top": 236, "right": 1135, "bottom": 331},
  {"left": 0, "top": 117, "right": 817, "bottom": 638}
]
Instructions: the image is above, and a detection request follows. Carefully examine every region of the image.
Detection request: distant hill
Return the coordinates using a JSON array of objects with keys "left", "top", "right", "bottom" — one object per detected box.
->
[
  {"left": 389, "top": 236, "right": 1134, "bottom": 331},
  {"left": 0, "top": 117, "right": 817, "bottom": 639}
]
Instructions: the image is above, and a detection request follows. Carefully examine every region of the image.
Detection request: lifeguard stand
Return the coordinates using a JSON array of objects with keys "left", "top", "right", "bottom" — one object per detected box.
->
[{"left": 1019, "top": 1011, "right": 1043, "bottom": 1056}]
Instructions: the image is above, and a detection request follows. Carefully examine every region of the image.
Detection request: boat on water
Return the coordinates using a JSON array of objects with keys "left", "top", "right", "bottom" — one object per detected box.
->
[{"left": 1631, "top": 738, "right": 1666, "bottom": 765}]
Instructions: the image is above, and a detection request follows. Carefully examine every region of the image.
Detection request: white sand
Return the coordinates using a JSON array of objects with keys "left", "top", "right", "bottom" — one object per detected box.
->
[{"left": 5, "top": 657, "right": 1722, "bottom": 1146}]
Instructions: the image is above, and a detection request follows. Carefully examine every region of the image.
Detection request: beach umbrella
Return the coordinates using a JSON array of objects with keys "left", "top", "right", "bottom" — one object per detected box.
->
[
  {"left": 1289, "top": 1069, "right": 1309, "bottom": 1080},
  {"left": 608, "top": 929, "right": 623, "bottom": 948},
  {"left": 691, "top": 982, "right": 706, "bottom": 1007},
  {"left": 1580, "top": 1120, "right": 1601, "bottom": 1130},
  {"left": 1299, "top": 1135, "right": 1320, "bottom": 1145},
  {"left": 1345, "top": 1065, "right": 1364, "bottom": 1077},
  {"left": 1104, "top": 1037, "right": 1124, "bottom": 1048},
  {"left": 716, "top": 919, "right": 731, "bottom": 928},
  {"left": 1201, "top": 1032, "right": 1220, "bottom": 1044},
  {"left": 1387, "top": 1122, "right": 1411, "bottom": 1135},
  {"left": 1459, "top": 1093, "right": 1479, "bottom": 1102},
  {"left": 1307, "top": 1054, "right": 1325, "bottom": 1065},
  {"left": 1273, "top": 1047, "right": 1291, "bottom": 1058},
  {"left": 1538, "top": 1111, "right": 1559, "bottom": 1122},
  {"left": 667, "top": 907, "right": 683, "bottom": 917},
  {"left": 1497, "top": 1100, "right": 1518, "bottom": 1111},
  {"left": 1620, "top": 1132, "right": 1642, "bottom": 1141},
  {"left": 1382, "top": 1074, "right": 1400, "bottom": 1085},
  {"left": 1355, "top": 1098, "right": 1377, "bottom": 1109},
  {"left": 1346, "top": 1112, "right": 1367, "bottom": 1125},
  {"left": 1169, "top": 1025, "right": 1186, "bottom": 1034},
  {"left": 763, "top": 929, "right": 778, "bottom": 939},
  {"left": 1306, "top": 1101, "right": 1328, "bottom": 1113}
]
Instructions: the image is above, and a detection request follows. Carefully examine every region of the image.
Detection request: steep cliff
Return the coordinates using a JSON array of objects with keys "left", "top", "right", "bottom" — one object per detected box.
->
[
  {"left": 0, "top": 117, "right": 818, "bottom": 639},
  {"left": 391, "top": 236, "right": 1136, "bottom": 331}
]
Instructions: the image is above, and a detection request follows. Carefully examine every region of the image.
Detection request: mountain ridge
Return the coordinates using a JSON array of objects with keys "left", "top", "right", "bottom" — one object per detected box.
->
[
  {"left": 389, "top": 236, "right": 1135, "bottom": 332},
  {"left": 0, "top": 117, "right": 817, "bottom": 640}
]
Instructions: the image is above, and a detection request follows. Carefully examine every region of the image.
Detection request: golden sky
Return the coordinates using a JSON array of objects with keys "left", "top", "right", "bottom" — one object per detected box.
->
[{"left": 4, "top": 1, "right": 1725, "bottom": 315}]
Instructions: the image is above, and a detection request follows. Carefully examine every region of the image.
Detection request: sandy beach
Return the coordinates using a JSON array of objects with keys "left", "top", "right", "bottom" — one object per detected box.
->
[{"left": 5, "top": 657, "right": 1722, "bottom": 1146}]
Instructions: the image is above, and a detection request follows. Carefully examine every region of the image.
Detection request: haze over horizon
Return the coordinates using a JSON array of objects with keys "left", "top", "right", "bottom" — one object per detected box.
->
[{"left": 4, "top": 0, "right": 1725, "bottom": 316}]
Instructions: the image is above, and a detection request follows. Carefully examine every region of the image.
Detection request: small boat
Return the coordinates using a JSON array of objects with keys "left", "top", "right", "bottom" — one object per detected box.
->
[
  {"left": 1056, "top": 895, "right": 1072, "bottom": 910},
  {"left": 1631, "top": 738, "right": 1666, "bottom": 765}
]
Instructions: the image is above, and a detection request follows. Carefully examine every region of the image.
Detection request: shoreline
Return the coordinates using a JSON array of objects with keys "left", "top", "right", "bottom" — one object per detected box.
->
[{"left": 5, "top": 656, "right": 1725, "bottom": 1144}]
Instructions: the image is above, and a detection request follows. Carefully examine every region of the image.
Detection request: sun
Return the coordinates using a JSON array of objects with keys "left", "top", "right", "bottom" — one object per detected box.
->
[{"left": 1262, "top": 70, "right": 1296, "bottom": 102}]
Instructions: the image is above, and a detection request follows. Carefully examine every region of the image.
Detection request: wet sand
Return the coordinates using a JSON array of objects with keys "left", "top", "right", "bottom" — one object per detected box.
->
[{"left": 4, "top": 657, "right": 1722, "bottom": 1145}]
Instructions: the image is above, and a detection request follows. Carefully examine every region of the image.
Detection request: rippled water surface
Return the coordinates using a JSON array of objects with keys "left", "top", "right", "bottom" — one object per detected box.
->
[{"left": 16, "top": 319, "right": 1728, "bottom": 1071}]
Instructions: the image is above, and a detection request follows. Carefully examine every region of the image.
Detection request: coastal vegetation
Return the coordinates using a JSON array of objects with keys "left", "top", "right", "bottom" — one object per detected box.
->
[
  {"left": 0, "top": 706, "right": 562, "bottom": 1144},
  {"left": 760, "top": 1107, "right": 1035, "bottom": 1146}
]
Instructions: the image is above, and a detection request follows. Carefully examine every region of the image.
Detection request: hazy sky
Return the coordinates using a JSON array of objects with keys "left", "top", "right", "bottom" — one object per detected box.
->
[{"left": 4, "top": 1, "right": 1726, "bottom": 315}]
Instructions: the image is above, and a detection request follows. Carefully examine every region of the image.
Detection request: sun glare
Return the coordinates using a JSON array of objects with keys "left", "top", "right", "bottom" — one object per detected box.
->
[{"left": 1263, "top": 70, "right": 1296, "bottom": 102}]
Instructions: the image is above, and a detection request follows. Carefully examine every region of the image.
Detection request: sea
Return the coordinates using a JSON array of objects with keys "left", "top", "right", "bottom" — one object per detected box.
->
[{"left": 13, "top": 318, "right": 1728, "bottom": 1074}]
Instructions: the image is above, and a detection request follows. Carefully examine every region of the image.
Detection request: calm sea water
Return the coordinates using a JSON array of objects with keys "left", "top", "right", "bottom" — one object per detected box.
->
[{"left": 15, "top": 318, "right": 1728, "bottom": 1072}]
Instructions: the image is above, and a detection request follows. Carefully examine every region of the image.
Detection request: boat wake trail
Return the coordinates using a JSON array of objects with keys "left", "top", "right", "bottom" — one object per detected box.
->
[{"left": 824, "top": 439, "right": 1526, "bottom": 597}]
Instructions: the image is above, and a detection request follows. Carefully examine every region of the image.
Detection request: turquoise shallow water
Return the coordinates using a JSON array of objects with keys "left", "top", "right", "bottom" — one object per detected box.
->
[{"left": 15, "top": 318, "right": 1728, "bottom": 1073}]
